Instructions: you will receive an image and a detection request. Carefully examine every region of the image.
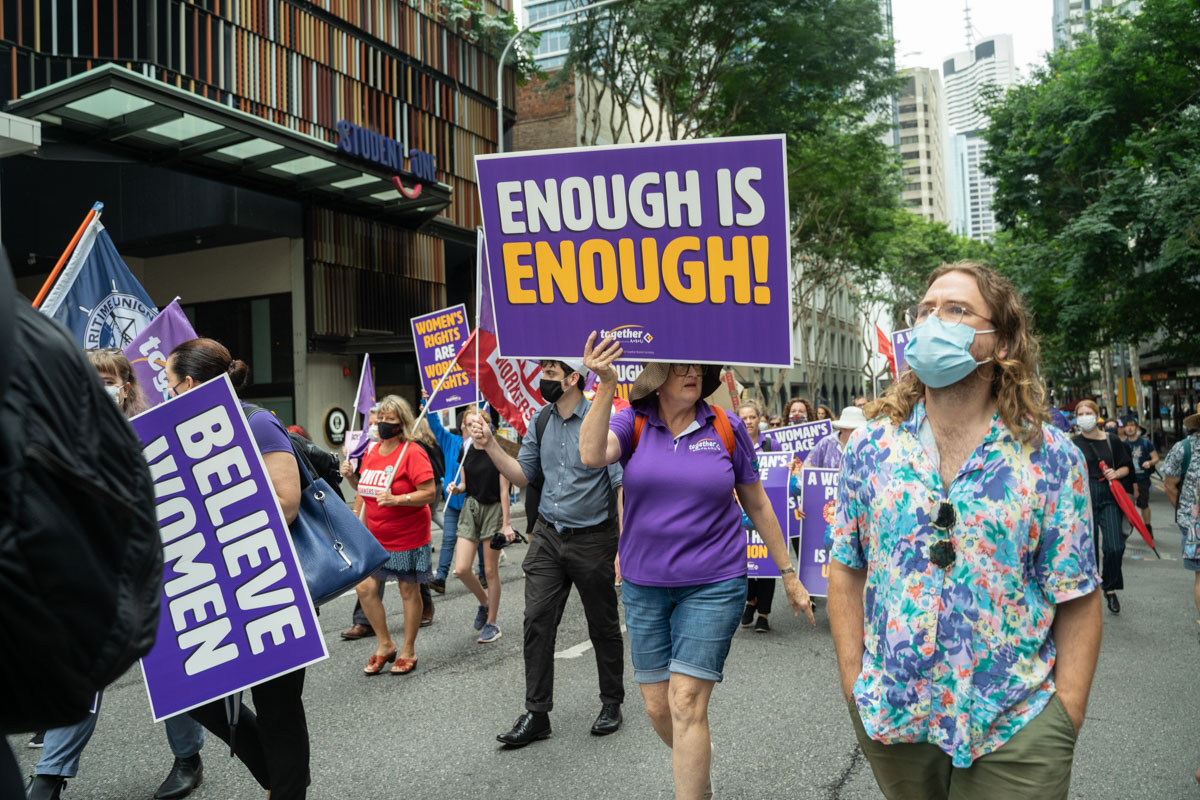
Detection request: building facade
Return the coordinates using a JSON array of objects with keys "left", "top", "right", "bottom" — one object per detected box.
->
[
  {"left": 1, "top": 0, "right": 514, "bottom": 447},
  {"left": 1053, "top": 0, "right": 1141, "bottom": 50},
  {"left": 896, "top": 67, "right": 950, "bottom": 224},
  {"left": 943, "top": 35, "right": 1016, "bottom": 241}
]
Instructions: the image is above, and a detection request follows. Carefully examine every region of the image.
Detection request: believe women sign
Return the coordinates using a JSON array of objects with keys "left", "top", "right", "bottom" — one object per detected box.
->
[
  {"left": 475, "top": 136, "right": 791, "bottom": 367},
  {"left": 130, "top": 376, "right": 327, "bottom": 720}
]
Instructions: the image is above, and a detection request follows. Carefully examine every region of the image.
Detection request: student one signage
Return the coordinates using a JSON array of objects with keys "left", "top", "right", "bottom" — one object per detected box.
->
[{"left": 336, "top": 120, "right": 436, "bottom": 182}]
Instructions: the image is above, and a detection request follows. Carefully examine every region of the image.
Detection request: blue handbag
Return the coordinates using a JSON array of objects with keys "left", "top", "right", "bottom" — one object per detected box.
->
[{"left": 289, "top": 445, "right": 388, "bottom": 606}]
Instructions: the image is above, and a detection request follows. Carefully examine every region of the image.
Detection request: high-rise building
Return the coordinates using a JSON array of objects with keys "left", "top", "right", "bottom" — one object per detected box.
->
[
  {"left": 1053, "top": 0, "right": 1141, "bottom": 50},
  {"left": 896, "top": 68, "right": 950, "bottom": 224},
  {"left": 943, "top": 35, "right": 1017, "bottom": 240},
  {"left": 526, "top": 0, "right": 576, "bottom": 70}
]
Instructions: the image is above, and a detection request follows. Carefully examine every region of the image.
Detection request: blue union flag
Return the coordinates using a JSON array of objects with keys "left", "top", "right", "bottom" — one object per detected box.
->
[{"left": 39, "top": 202, "right": 157, "bottom": 348}]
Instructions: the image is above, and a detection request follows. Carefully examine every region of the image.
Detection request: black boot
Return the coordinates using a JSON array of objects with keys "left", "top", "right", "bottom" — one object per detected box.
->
[
  {"left": 497, "top": 712, "right": 551, "bottom": 747},
  {"left": 154, "top": 754, "right": 203, "bottom": 799},
  {"left": 591, "top": 703, "right": 622, "bottom": 736},
  {"left": 26, "top": 774, "right": 66, "bottom": 800}
]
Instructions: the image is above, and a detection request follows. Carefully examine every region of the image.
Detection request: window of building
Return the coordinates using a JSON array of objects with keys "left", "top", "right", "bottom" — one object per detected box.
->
[
  {"left": 899, "top": 135, "right": 920, "bottom": 145},
  {"left": 904, "top": 166, "right": 923, "bottom": 175},
  {"left": 905, "top": 182, "right": 923, "bottom": 191},
  {"left": 900, "top": 120, "right": 919, "bottom": 129},
  {"left": 899, "top": 104, "right": 917, "bottom": 114},
  {"left": 906, "top": 199, "right": 923, "bottom": 207},
  {"left": 902, "top": 150, "right": 921, "bottom": 160}
]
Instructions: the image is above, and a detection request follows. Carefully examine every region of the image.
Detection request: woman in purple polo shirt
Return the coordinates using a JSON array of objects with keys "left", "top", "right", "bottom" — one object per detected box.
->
[{"left": 580, "top": 334, "right": 815, "bottom": 800}]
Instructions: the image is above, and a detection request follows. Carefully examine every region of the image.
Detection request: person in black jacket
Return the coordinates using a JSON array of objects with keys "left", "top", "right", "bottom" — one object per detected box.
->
[{"left": 1071, "top": 399, "right": 1134, "bottom": 613}]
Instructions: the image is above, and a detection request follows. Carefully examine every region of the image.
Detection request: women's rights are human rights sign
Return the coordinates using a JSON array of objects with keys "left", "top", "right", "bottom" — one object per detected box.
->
[{"left": 475, "top": 136, "right": 791, "bottom": 367}]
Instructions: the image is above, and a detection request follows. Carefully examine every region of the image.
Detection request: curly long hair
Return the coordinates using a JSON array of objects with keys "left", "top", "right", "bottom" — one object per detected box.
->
[{"left": 868, "top": 261, "right": 1049, "bottom": 444}]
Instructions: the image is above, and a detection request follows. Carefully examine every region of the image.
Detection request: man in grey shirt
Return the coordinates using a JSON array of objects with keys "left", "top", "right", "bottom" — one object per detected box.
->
[{"left": 468, "top": 358, "right": 625, "bottom": 748}]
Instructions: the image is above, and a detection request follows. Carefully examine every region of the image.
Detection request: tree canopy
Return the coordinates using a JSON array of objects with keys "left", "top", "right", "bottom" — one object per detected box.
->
[{"left": 981, "top": 0, "right": 1200, "bottom": 384}]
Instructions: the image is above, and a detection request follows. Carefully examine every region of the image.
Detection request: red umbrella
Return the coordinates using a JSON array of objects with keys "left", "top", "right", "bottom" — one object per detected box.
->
[{"left": 1099, "top": 460, "right": 1160, "bottom": 558}]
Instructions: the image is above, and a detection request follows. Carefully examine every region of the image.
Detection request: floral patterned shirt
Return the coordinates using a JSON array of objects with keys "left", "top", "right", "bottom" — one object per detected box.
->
[
  {"left": 1160, "top": 432, "right": 1200, "bottom": 555},
  {"left": 831, "top": 401, "right": 1099, "bottom": 767}
]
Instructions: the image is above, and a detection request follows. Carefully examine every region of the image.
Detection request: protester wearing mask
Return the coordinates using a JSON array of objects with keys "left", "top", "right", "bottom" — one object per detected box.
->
[
  {"left": 737, "top": 399, "right": 779, "bottom": 633},
  {"left": 467, "top": 358, "right": 625, "bottom": 747},
  {"left": 1071, "top": 398, "right": 1134, "bottom": 613},
  {"left": 165, "top": 337, "right": 310, "bottom": 800},
  {"left": 340, "top": 395, "right": 436, "bottom": 675},
  {"left": 829, "top": 263, "right": 1100, "bottom": 799},
  {"left": 26, "top": 350, "right": 206, "bottom": 800},
  {"left": 785, "top": 397, "right": 812, "bottom": 425}
]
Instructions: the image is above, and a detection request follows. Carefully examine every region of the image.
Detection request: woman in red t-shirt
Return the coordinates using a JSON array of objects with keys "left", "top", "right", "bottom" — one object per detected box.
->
[{"left": 340, "top": 395, "right": 436, "bottom": 675}]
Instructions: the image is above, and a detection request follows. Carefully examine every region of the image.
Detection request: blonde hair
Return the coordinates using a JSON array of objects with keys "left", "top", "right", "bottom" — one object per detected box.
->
[
  {"left": 87, "top": 349, "right": 148, "bottom": 418},
  {"left": 412, "top": 417, "right": 437, "bottom": 448},
  {"left": 375, "top": 394, "right": 417, "bottom": 440},
  {"left": 868, "top": 261, "right": 1049, "bottom": 444}
]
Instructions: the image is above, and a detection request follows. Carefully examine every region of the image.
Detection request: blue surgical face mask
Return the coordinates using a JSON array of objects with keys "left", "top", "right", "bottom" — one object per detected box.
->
[{"left": 904, "top": 316, "right": 995, "bottom": 389}]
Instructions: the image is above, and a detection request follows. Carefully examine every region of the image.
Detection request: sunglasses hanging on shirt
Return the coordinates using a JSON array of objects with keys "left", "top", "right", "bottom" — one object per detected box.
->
[{"left": 929, "top": 500, "right": 957, "bottom": 570}]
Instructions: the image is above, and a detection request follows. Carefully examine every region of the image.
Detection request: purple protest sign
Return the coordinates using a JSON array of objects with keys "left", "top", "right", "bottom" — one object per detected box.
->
[
  {"left": 584, "top": 360, "right": 643, "bottom": 404},
  {"left": 745, "top": 451, "right": 795, "bottom": 579},
  {"left": 475, "top": 136, "right": 792, "bottom": 366},
  {"left": 411, "top": 304, "right": 477, "bottom": 413},
  {"left": 794, "top": 467, "right": 838, "bottom": 597},
  {"left": 892, "top": 328, "right": 912, "bottom": 379},
  {"left": 130, "top": 375, "right": 327, "bottom": 721},
  {"left": 125, "top": 299, "right": 197, "bottom": 408},
  {"left": 764, "top": 420, "right": 832, "bottom": 461}
]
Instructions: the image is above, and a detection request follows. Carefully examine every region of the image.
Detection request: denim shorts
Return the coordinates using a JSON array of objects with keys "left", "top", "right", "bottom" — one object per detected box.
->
[{"left": 620, "top": 575, "right": 747, "bottom": 684}]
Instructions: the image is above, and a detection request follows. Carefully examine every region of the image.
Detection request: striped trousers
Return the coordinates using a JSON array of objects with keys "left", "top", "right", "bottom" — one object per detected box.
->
[{"left": 1090, "top": 478, "right": 1125, "bottom": 592}]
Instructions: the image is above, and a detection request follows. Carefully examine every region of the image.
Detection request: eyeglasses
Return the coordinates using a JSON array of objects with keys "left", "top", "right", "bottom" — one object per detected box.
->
[
  {"left": 929, "top": 500, "right": 957, "bottom": 570},
  {"left": 669, "top": 363, "right": 704, "bottom": 377},
  {"left": 905, "top": 302, "right": 993, "bottom": 329}
]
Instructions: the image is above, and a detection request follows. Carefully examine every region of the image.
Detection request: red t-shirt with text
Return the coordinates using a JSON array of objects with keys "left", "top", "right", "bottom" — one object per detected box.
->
[{"left": 358, "top": 442, "right": 434, "bottom": 552}]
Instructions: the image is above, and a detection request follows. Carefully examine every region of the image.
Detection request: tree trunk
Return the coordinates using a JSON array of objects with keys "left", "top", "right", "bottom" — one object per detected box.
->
[{"left": 1128, "top": 343, "right": 1145, "bottom": 420}]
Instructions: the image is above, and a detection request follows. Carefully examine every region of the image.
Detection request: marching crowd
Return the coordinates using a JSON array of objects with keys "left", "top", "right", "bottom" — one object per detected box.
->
[{"left": 16, "top": 259, "right": 1200, "bottom": 800}]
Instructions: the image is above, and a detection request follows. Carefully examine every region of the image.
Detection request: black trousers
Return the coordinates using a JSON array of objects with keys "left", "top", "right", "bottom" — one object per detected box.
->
[
  {"left": 188, "top": 669, "right": 309, "bottom": 799},
  {"left": 746, "top": 578, "right": 775, "bottom": 615},
  {"left": 522, "top": 516, "right": 624, "bottom": 713}
]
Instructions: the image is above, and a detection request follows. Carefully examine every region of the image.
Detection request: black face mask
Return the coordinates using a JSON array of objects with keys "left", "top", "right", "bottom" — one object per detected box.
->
[
  {"left": 377, "top": 421, "right": 402, "bottom": 440},
  {"left": 539, "top": 378, "right": 566, "bottom": 404}
]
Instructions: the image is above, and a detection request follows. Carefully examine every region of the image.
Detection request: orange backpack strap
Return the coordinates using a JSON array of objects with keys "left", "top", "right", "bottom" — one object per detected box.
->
[
  {"left": 711, "top": 408, "right": 736, "bottom": 458},
  {"left": 632, "top": 414, "right": 647, "bottom": 455}
]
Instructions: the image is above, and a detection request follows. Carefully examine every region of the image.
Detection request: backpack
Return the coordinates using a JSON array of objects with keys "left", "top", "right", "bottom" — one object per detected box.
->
[
  {"left": 244, "top": 405, "right": 346, "bottom": 502},
  {"left": 0, "top": 264, "right": 163, "bottom": 734},
  {"left": 523, "top": 403, "right": 618, "bottom": 533},
  {"left": 417, "top": 440, "right": 446, "bottom": 511},
  {"left": 631, "top": 406, "right": 737, "bottom": 457}
]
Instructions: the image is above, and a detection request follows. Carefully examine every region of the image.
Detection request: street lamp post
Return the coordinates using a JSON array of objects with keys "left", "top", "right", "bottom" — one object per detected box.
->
[{"left": 495, "top": 0, "right": 627, "bottom": 154}]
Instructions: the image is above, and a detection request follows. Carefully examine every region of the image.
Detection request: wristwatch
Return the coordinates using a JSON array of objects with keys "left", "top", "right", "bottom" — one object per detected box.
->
[{"left": 780, "top": 566, "right": 796, "bottom": 577}]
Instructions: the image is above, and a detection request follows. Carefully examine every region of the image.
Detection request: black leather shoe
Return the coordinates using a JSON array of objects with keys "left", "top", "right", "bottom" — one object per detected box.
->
[
  {"left": 154, "top": 754, "right": 203, "bottom": 799},
  {"left": 591, "top": 703, "right": 622, "bottom": 736},
  {"left": 497, "top": 712, "right": 551, "bottom": 747},
  {"left": 1106, "top": 593, "right": 1121, "bottom": 614},
  {"left": 26, "top": 775, "right": 66, "bottom": 800}
]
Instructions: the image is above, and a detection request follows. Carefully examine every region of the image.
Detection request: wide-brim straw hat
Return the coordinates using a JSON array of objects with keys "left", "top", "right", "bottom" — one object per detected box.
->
[
  {"left": 1185, "top": 412, "right": 1200, "bottom": 430},
  {"left": 629, "top": 362, "right": 722, "bottom": 402}
]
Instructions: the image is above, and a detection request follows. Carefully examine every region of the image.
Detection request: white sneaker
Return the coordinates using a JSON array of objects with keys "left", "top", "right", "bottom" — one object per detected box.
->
[{"left": 499, "top": 550, "right": 508, "bottom": 565}]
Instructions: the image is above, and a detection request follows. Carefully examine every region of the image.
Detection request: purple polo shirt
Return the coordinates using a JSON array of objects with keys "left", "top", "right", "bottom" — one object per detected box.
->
[{"left": 611, "top": 400, "right": 759, "bottom": 587}]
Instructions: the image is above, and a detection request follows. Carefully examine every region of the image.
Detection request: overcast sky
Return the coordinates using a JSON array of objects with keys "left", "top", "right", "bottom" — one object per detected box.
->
[{"left": 891, "top": 0, "right": 1055, "bottom": 77}]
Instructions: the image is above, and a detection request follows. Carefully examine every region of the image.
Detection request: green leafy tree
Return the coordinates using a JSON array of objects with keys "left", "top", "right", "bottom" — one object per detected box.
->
[{"left": 981, "top": 0, "right": 1200, "bottom": 391}]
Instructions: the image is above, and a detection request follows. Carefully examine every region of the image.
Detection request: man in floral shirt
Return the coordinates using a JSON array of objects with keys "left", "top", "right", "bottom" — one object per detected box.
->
[
  {"left": 829, "top": 262, "right": 1102, "bottom": 799},
  {"left": 1161, "top": 412, "right": 1200, "bottom": 620}
]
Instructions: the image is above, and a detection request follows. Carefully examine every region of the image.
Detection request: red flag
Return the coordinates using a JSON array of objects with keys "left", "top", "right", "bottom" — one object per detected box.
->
[
  {"left": 876, "top": 325, "right": 896, "bottom": 380},
  {"left": 456, "top": 328, "right": 543, "bottom": 435}
]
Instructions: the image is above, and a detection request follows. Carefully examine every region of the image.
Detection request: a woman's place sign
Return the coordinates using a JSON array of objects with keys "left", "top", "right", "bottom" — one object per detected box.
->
[
  {"left": 476, "top": 136, "right": 792, "bottom": 367},
  {"left": 130, "top": 375, "right": 327, "bottom": 721}
]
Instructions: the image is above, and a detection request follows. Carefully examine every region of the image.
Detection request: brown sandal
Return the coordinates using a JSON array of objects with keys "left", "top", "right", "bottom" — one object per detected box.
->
[
  {"left": 364, "top": 651, "right": 396, "bottom": 675},
  {"left": 391, "top": 657, "right": 418, "bottom": 675}
]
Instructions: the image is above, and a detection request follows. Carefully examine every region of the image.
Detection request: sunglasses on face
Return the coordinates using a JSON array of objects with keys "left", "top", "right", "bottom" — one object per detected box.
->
[
  {"left": 929, "top": 500, "right": 957, "bottom": 570},
  {"left": 669, "top": 363, "right": 704, "bottom": 377}
]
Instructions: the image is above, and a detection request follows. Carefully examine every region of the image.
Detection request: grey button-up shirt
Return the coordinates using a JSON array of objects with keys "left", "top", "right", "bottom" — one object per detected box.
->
[{"left": 517, "top": 395, "right": 622, "bottom": 529}]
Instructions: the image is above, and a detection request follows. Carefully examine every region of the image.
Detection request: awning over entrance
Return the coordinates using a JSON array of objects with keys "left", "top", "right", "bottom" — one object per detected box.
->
[{"left": 7, "top": 65, "right": 452, "bottom": 227}]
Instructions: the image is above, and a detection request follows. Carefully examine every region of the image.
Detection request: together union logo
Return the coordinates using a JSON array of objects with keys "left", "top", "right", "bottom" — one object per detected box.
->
[
  {"left": 689, "top": 439, "right": 722, "bottom": 453},
  {"left": 599, "top": 324, "right": 654, "bottom": 345}
]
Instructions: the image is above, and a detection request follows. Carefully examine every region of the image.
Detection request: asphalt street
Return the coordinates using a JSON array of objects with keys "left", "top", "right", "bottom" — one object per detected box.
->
[{"left": 8, "top": 487, "right": 1200, "bottom": 800}]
